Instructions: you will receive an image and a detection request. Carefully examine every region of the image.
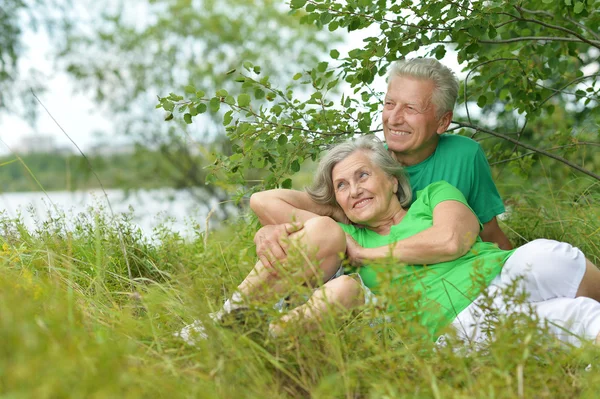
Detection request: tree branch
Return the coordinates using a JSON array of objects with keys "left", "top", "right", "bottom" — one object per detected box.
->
[
  {"left": 453, "top": 121, "right": 600, "bottom": 181},
  {"left": 513, "top": 7, "right": 600, "bottom": 49},
  {"left": 535, "top": 73, "right": 600, "bottom": 110},
  {"left": 490, "top": 141, "right": 600, "bottom": 166},
  {"left": 478, "top": 36, "right": 600, "bottom": 47}
]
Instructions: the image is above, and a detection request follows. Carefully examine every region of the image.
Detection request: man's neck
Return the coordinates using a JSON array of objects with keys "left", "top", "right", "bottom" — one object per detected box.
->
[{"left": 394, "top": 142, "right": 439, "bottom": 167}]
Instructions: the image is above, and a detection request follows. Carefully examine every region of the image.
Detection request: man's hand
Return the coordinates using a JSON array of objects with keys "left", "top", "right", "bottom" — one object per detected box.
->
[
  {"left": 254, "top": 223, "right": 303, "bottom": 269},
  {"left": 345, "top": 233, "right": 365, "bottom": 266}
]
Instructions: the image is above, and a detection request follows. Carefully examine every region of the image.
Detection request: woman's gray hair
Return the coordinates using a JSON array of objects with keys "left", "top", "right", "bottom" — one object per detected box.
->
[
  {"left": 388, "top": 58, "right": 459, "bottom": 117},
  {"left": 307, "top": 135, "right": 412, "bottom": 208}
]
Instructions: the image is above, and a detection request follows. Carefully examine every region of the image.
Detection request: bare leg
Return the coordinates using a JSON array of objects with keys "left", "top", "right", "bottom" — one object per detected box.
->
[
  {"left": 576, "top": 258, "right": 600, "bottom": 302},
  {"left": 237, "top": 216, "right": 346, "bottom": 302},
  {"left": 269, "top": 275, "right": 364, "bottom": 336}
]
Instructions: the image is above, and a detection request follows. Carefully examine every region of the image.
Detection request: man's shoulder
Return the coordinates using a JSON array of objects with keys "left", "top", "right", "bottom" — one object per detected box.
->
[{"left": 437, "top": 134, "right": 481, "bottom": 154}]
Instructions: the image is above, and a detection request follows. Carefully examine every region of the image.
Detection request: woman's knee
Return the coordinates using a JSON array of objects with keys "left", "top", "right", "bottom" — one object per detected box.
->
[{"left": 294, "top": 216, "right": 346, "bottom": 256}]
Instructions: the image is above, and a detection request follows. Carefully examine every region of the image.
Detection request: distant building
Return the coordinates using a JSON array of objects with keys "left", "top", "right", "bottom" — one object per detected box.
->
[
  {"left": 14, "top": 134, "right": 65, "bottom": 154},
  {"left": 89, "top": 142, "right": 135, "bottom": 156}
]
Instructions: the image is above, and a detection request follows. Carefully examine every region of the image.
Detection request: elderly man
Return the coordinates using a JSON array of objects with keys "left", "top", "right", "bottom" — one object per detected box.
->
[{"left": 253, "top": 58, "right": 512, "bottom": 271}]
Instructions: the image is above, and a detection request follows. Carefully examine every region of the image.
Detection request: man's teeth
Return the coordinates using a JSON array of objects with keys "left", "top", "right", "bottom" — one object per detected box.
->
[{"left": 390, "top": 130, "right": 410, "bottom": 136}]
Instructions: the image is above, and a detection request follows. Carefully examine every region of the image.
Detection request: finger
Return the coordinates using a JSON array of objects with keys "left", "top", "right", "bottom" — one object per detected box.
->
[
  {"left": 268, "top": 243, "right": 287, "bottom": 260},
  {"left": 258, "top": 254, "right": 272, "bottom": 269},
  {"left": 284, "top": 222, "right": 303, "bottom": 234}
]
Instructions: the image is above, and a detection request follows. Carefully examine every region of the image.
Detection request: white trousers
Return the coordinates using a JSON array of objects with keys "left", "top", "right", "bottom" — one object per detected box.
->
[{"left": 451, "top": 239, "right": 600, "bottom": 346}]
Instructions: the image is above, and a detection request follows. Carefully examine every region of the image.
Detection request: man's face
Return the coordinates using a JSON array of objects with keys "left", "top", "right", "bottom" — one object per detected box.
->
[{"left": 382, "top": 76, "right": 451, "bottom": 165}]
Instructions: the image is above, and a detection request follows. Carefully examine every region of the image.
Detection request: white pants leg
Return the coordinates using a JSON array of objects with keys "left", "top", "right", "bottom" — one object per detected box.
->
[{"left": 450, "top": 240, "right": 600, "bottom": 346}]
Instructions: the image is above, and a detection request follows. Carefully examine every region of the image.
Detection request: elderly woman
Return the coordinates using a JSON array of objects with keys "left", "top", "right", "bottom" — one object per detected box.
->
[{"left": 179, "top": 136, "right": 600, "bottom": 346}]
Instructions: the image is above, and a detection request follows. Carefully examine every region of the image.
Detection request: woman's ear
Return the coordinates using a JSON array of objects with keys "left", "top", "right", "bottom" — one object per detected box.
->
[{"left": 392, "top": 177, "right": 399, "bottom": 194}]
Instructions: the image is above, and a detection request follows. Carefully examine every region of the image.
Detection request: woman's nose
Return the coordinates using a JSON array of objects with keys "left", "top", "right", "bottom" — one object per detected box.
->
[{"left": 350, "top": 183, "right": 362, "bottom": 197}]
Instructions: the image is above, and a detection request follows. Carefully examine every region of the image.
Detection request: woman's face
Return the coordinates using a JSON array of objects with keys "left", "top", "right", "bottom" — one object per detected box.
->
[{"left": 332, "top": 150, "right": 399, "bottom": 226}]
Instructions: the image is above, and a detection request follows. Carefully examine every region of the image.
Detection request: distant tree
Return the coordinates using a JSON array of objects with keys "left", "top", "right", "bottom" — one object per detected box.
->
[
  {"left": 53, "top": 0, "right": 340, "bottom": 197},
  {"left": 158, "top": 0, "right": 600, "bottom": 197},
  {"left": 0, "top": 0, "right": 71, "bottom": 115}
]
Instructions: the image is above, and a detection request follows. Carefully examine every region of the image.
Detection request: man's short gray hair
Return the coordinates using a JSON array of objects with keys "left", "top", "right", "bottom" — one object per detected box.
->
[
  {"left": 306, "top": 135, "right": 412, "bottom": 208},
  {"left": 388, "top": 58, "right": 459, "bottom": 117}
]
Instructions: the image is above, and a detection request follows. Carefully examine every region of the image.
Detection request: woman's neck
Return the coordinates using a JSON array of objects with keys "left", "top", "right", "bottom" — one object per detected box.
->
[{"left": 365, "top": 207, "right": 407, "bottom": 235}]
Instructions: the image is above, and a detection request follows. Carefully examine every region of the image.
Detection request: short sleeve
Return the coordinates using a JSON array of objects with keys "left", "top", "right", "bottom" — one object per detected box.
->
[
  {"left": 421, "top": 181, "right": 482, "bottom": 229},
  {"left": 468, "top": 146, "right": 505, "bottom": 224}
]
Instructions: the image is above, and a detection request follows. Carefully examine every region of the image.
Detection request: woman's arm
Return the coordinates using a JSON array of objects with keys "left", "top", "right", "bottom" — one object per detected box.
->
[
  {"left": 347, "top": 200, "right": 480, "bottom": 265},
  {"left": 250, "top": 189, "right": 348, "bottom": 225}
]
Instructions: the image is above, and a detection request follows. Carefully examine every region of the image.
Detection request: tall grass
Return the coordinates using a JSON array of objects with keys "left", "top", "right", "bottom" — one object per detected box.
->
[{"left": 0, "top": 176, "right": 599, "bottom": 398}]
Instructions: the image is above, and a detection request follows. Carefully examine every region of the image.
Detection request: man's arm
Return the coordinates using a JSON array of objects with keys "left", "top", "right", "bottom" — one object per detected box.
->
[
  {"left": 346, "top": 200, "right": 480, "bottom": 265},
  {"left": 480, "top": 217, "right": 512, "bottom": 250}
]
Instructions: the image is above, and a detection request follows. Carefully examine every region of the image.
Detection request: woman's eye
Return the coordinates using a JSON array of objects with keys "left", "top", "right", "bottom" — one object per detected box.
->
[
  {"left": 336, "top": 182, "right": 346, "bottom": 190},
  {"left": 359, "top": 172, "right": 369, "bottom": 179}
]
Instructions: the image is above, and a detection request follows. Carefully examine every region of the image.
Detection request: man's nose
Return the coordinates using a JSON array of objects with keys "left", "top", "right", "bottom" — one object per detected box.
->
[{"left": 388, "top": 106, "right": 405, "bottom": 124}]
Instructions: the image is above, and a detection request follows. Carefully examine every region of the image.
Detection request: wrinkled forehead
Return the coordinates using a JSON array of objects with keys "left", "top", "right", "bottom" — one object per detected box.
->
[
  {"left": 385, "top": 76, "right": 435, "bottom": 104},
  {"left": 331, "top": 150, "right": 374, "bottom": 180}
]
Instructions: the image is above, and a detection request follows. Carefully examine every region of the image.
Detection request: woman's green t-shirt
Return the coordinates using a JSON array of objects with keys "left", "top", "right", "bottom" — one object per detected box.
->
[{"left": 338, "top": 181, "right": 515, "bottom": 337}]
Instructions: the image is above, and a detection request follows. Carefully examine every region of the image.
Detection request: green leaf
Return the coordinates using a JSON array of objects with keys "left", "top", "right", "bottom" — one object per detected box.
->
[
  {"left": 293, "top": 72, "right": 303, "bottom": 80},
  {"left": 255, "top": 89, "right": 266, "bottom": 99},
  {"left": 573, "top": 1, "right": 584, "bottom": 13},
  {"left": 253, "top": 66, "right": 261, "bottom": 74},
  {"left": 216, "top": 89, "right": 228, "bottom": 97},
  {"left": 477, "top": 95, "right": 487, "bottom": 108},
  {"left": 564, "top": 0, "right": 572, "bottom": 4},
  {"left": 164, "top": 112, "right": 174, "bottom": 121},
  {"left": 226, "top": 68, "right": 237, "bottom": 75},
  {"left": 196, "top": 103, "right": 207, "bottom": 114},
  {"left": 277, "top": 134, "right": 288, "bottom": 146},
  {"left": 184, "top": 85, "right": 196, "bottom": 94},
  {"left": 224, "top": 95, "right": 235, "bottom": 105},
  {"left": 317, "top": 61, "right": 328, "bottom": 72},
  {"left": 290, "top": 0, "right": 306, "bottom": 9},
  {"left": 329, "top": 21, "right": 339, "bottom": 31},
  {"left": 162, "top": 101, "right": 174, "bottom": 112},
  {"left": 209, "top": 97, "right": 221, "bottom": 112},
  {"left": 291, "top": 160, "right": 300, "bottom": 172},
  {"left": 223, "top": 110, "right": 233, "bottom": 125},
  {"left": 330, "top": 49, "right": 340, "bottom": 59},
  {"left": 195, "top": 90, "right": 205, "bottom": 99},
  {"left": 237, "top": 93, "right": 251, "bottom": 107},
  {"left": 281, "top": 178, "right": 292, "bottom": 189},
  {"left": 184, "top": 113, "right": 192, "bottom": 124}
]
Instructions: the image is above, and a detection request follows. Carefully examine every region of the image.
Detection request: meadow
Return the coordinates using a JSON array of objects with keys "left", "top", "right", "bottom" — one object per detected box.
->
[{"left": 1, "top": 175, "right": 599, "bottom": 398}]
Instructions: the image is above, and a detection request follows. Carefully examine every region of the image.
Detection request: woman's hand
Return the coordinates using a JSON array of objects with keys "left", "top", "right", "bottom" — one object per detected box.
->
[{"left": 345, "top": 233, "right": 365, "bottom": 266}]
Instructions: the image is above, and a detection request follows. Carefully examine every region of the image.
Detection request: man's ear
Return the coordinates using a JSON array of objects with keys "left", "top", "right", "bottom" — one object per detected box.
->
[{"left": 436, "top": 111, "right": 453, "bottom": 134}]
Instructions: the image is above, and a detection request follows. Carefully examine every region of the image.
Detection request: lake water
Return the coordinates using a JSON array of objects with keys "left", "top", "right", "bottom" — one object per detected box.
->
[{"left": 0, "top": 188, "right": 238, "bottom": 238}]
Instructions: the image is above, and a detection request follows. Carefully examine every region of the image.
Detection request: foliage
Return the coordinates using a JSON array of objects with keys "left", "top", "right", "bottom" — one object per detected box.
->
[
  {"left": 48, "top": 0, "right": 340, "bottom": 192},
  {"left": 0, "top": 0, "right": 72, "bottom": 114},
  {"left": 158, "top": 0, "right": 600, "bottom": 196},
  {"left": 0, "top": 185, "right": 599, "bottom": 397}
]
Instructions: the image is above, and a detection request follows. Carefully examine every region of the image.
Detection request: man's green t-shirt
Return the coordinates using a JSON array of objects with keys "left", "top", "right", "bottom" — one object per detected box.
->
[
  {"left": 338, "top": 181, "right": 515, "bottom": 337},
  {"left": 400, "top": 134, "right": 505, "bottom": 224}
]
